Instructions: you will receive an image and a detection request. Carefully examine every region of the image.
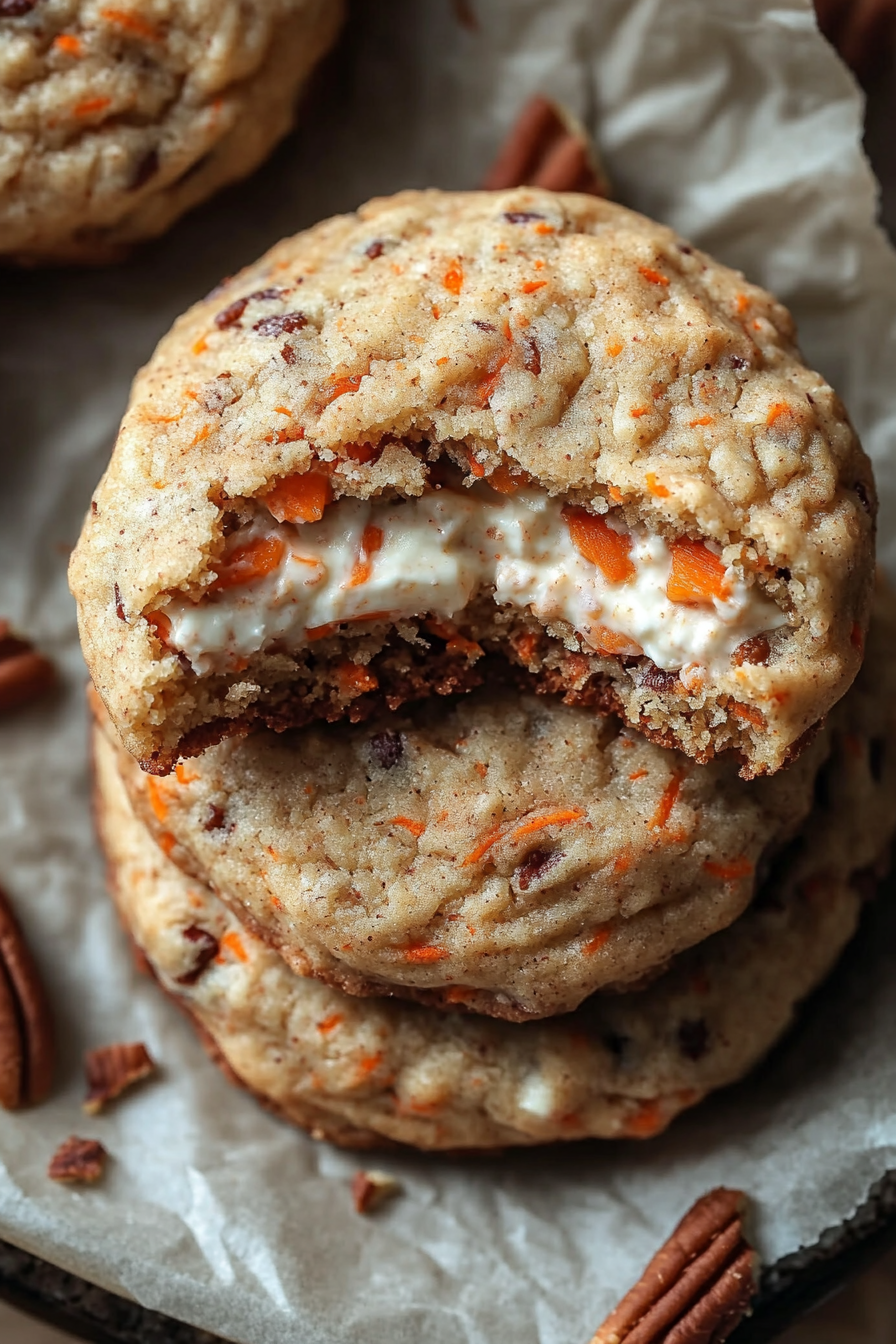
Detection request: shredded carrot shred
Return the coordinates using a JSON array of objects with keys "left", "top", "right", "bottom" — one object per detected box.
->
[
  {"left": 731, "top": 703, "right": 766, "bottom": 727},
  {"left": 588, "top": 624, "right": 643, "bottom": 657},
  {"left": 445, "top": 986, "right": 476, "bottom": 1004},
  {"left": 190, "top": 424, "right": 210, "bottom": 447},
  {"left": 54, "top": 33, "right": 83, "bottom": 55},
  {"left": 465, "top": 449, "right": 486, "bottom": 477},
  {"left": 474, "top": 762, "right": 487, "bottom": 779},
  {"left": 273, "top": 405, "right": 292, "bottom": 417},
  {"left": 521, "top": 280, "right": 547, "bottom": 294},
  {"left": 348, "top": 523, "right": 384, "bottom": 587},
  {"left": 624, "top": 1099, "right": 665, "bottom": 1137},
  {"left": 220, "top": 930, "right": 248, "bottom": 963},
  {"left": 436, "top": 356, "right": 449, "bottom": 366},
  {"left": 74, "top": 96, "right": 111, "bottom": 117},
  {"left": 264, "top": 469, "right": 331, "bottom": 523},
  {"left": 605, "top": 340, "right": 623, "bottom": 357},
  {"left": 191, "top": 336, "right": 208, "bottom": 356},
  {"left": 766, "top": 402, "right": 790, "bottom": 427},
  {"left": 735, "top": 293, "right": 749, "bottom": 314},
  {"left": 158, "top": 831, "right": 177, "bottom": 857},
  {"left": 648, "top": 772, "right": 683, "bottom": 830},
  {"left": 461, "top": 823, "right": 505, "bottom": 867},
  {"left": 703, "top": 855, "right": 753, "bottom": 881},
  {"left": 472, "top": 352, "right": 510, "bottom": 408},
  {"left": 608, "top": 485, "right": 624, "bottom": 502},
  {"left": 630, "top": 406, "right": 650, "bottom": 419},
  {"left": 645, "top": 472, "right": 670, "bottom": 498},
  {"left": 432, "top": 305, "right": 441, "bottom": 319},
  {"left": 304, "top": 621, "right": 338, "bottom": 642},
  {"left": 666, "top": 538, "right": 728, "bottom": 604},
  {"left": 320, "top": 370, "right": 367, "bottom": 406},
  {"left": 629, "top": 769, "right": 647, "bottom": 781},
  {"left": 486, "top": 462, "right": 528, "bottom": 494},
  {"left": 613, "top": 845, "right": 633, "bottom": 874},
  {"left": 443, "top": 264, "right": 464, "bottom": 295},
  {"left": 563, "top": 506, "right": 635, "bottom": 584},
  {"left": 511, "top": 808, "right": 585, "bottom": 841},
  {"left": 335, "top": 660, "right": 378, "bottom": 697},
  {"left": 513, "top": 630, "right": 539, "bottom": 665},
  {"left": 100, "top": 7, "right": 161, "bottom": 39},
  {"left": 390, "top": 816, "right": 425, "bottom": 838},
  {"left": 175, "top": 763, "right": 199, "bottom": 785},
  {"left": 142, "top": 408, "right": 182, "bottom": 423},
  {"left": 355, "top": 1051, "right": 383, "bottom": 1075},
  {"left": 400, "top": 944, "right": 450, "bottom": 963},
  {"left": 689, "top": 415, "right": 714, "bottom": 428},
  {"left": 211, "top": 535, "right": 285, "bottom": 591},
  {"left": 146, "top": 777, "right": 169, "bottom": 823},
  {"left": 638, "top": 266, "right": 669, "bottom": 286},
  {"left": 583, "top": 927, "right": 610, "bottom": 956},
  {"left": 316, "top": 1013, "right": 344, "bottom": 1034}
]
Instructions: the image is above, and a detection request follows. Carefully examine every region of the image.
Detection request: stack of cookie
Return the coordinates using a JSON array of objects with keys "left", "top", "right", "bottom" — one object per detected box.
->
[{"left": 72, "top": 188, "right": 896, "bottom": 1150}]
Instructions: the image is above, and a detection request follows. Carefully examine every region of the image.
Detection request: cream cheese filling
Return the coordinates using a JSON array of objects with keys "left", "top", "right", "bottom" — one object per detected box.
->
[{"left": 164, "top": 486, "right": 787, "bottom": 678}]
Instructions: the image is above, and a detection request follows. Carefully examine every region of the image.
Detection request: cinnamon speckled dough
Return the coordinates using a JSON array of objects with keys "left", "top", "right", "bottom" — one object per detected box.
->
[
  {"left": 0, "top": 0, "right": 343, "bottom": 263},
  {"left": 103, "top": 587, "right": 896, "bottom": 1021},
  {"left": 69, "top": 189, "right": 875, "bottom": 776},
  {"left": 93, "top": 676, "right": 896, "bottom": 1150}
]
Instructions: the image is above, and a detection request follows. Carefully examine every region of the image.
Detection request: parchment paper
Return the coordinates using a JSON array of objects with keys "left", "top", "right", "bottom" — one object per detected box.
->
[{"left": 2, "top": 2, "right": 896, "bottom": 1341}]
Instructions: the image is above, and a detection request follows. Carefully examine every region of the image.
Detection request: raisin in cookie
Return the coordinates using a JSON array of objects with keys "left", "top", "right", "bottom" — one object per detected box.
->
[
  {"left": 99, "top": 583, "right": 896, "bottom": 1021},
  {"left": 93, "top": 668, "right": 896, "bottom": 1150},
  {"left": 69, "top": 189, "right": 875, "bottom": 775},
  {"left": 0, "top": 0, "right": 342, "bottom": 262}
]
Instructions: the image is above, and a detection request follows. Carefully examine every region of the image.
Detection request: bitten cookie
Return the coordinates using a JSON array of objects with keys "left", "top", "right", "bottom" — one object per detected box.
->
[
  {"left": 93, "top": 667, "right": 896, "bottom": 1151},
  {"left": 69, "top": 189, "right": 875, "bottom": 775},
  {"left": 100, "top": 583, "right": 896, "bottom": 1022},
  {"left": 0, "top": 0, "right": 343, "bottom": 263}
]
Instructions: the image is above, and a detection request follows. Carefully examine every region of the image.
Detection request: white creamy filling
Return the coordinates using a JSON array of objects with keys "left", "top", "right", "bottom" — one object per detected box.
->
[{"left": 165, "top": 486, "right": 786, "bottom": 677}]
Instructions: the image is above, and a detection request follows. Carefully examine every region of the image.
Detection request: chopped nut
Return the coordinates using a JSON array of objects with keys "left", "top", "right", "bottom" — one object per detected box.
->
[
  {"left": 83, "top": 1041, "right": 155, "bottom": 1114},
  {"left": 351, "top": 1169, "right": 402, "bottom": 1215},
  {"left": 590, "top": 1188, "right": 757, "bottom": 1344},
  {"left": 0, "top": 883, "right": 55, "bottom": 1110},
  {"left": 48, "top": 1136, "right": 107, "bottom": 1184}
]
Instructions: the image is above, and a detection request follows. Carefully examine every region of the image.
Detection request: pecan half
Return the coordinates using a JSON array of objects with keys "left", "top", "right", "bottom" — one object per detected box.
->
[
  {"left": 48, "top": 1136, "right": 107, "bottom": 1184},
  {"left": 0, "top": 884, "right": 55, "bottom": 1110},
  {"left": 351, "top": 1169, "right": 402, "bottom": 1214},
  {"left": 482, "top": 95, "right": 609, "bottom": 196},
  {"left": 590, "top": 1188, "right": 757, "bottom": 1344},
  {"left": 0, "top": 621, "right": 56, "bottom": 714},
  {"left": 83, "top": 1041, "right": 155, "bottom": 1114}
]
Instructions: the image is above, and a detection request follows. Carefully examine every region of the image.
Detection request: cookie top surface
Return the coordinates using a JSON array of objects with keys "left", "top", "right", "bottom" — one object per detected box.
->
[
  {"left": 0, "top": 0, "right": 341, "bottom": 261},
  {"left": 104, "top": 583, "right": 896, "bottom": 1020},
  {"left": 70, "top": 188, "right": 876, "bottom": 774},
  {"left": 94, "top": 677, "right": 895, "bottom": 1151}
]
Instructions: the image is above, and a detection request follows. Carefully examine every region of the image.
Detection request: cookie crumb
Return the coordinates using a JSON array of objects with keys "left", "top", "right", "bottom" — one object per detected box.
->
[{"left": 352, "top": 1169, "right": 401, "bottom": 1214}]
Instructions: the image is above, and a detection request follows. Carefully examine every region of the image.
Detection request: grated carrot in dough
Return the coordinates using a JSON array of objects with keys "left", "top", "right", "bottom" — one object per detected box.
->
[
  {"left": 220, "top": 930, "right": 248, "bottom": 963},
  {"left": 511, "top": 808, "right": 585, "bottom": 841},
  {"left": 400, "top": 945, "right": 450, "bottom": 963},
  {"left": 348, "top": 524, "right": 384, "bottom": 587},
  {"left": 443, "top": 264, "right": 464, "bottom": 295},
  {"left": 648, "top": 772, "right": 683, "bottom": 830},
  {"left": 703, "top": 856, "right": 753, "bottom": 881},
  {"left": 390, "top": 816, "right": 426, "bottom": 838},
  {"left": 583, "top": 927, "right": 610, "bottom": 955},
  {"left": 638, "top": 266, "right": 669, "bottom": 286}
]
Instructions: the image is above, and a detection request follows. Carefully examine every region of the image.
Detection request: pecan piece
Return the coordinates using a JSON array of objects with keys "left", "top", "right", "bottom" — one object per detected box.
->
[
  {"left": 83, "top": 1041, "right": 155, "bottom": 1114},
  {"left": 352, "top": 1169, "right": 401, "bottom": 1214},
  {"left": 0, "top": 883, "right": 55, "bottom": 1110},
  {"left": 590, "top": 1188, "right": 757, "bottom": 1344},
  {"left": 48, "top": 1136, "right": 107, "bottom": 1184},
  {"left": 0, "top": 621, "right": 56, "bottom": 714},
  {"left": 482, "top": 94, "right": 609, "bottom": 196}
]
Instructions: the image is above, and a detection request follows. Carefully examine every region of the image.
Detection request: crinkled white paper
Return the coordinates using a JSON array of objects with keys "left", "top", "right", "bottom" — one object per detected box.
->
[{"left": 2, "top": 2, "right": 896, "bottom": 1341}]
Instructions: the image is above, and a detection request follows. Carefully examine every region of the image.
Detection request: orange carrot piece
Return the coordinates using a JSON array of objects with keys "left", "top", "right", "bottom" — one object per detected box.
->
[
  {"left": 703, "top": 856, "right": 753, "bottom": 881},
  {"left": 583, "top": 927, "right": 610, "bottom": 956},
  {"left": 731, "top": 703, "right": 766, "bottom": 728},
  {"left": 348, "top": 524, "right": 384, "bottom": 587},
  {"left": 613, "top": 845, "right": 633, "bottom": 874},
  {"left": 175, "top": 763, "right": 199, "bottom": 785},
  {"left": 648, "top": 772, "right": 682, "bottom": 830},
  {"left": 766, "top": 402, "right": 790, "bottom": 427},
  {"left": 158, "top": 832, "right": 177, "bottom": 857},
  {"left": 443, "top": 264, "right": 464, "bottom": 295},
  {"left": 638, "top": 266, "right": 669, "bottom": 286},
  {"left": 264, "top": 469, "right": 331, "bottom": 523},
  {"left": 605, "top": 340, "right": 623, "bottom": 357},
  {"left": 588, "top": 624, "right": 643, "bottom": 657},
  {"left": 145, "top": 609, "right": 172, "bottom": 645},
  {"left": 624, "top": 1099, "right": 665, "bottom": 1137},
  {"left": 54, "top": 33, "right": 83, "bottom": 55},
  {"left": 220, "top": 930, "right": 248, "bottom": 963},
  {"left": 400, "top": 945, "right": 450, "bottom": 963},
  {"left": 461, "top": 823, "right": 505, "bottom": 867},
  {"left": 465, "top": 449, "right": 486, "bottom": 477},
  {"left": 390, "top": 816, "right": 426, "bottom": 838},
  {"left": 666, "top": 538, "right": 728, "bottom": 604},
  {"left": 645, "top": 472, "right": 670, "bottom": 498},
  {"left": 190, "top": 424, "right": 210, "bottom": 447},
  {"left": 146, "top": 777, "right": 169, "bottom": 823},
  {"left": 511, "top": 808, "right": 585, "bottom": 841},
  {"left": 320, "top": 372, "right": 367, "bottom": 407},
  {"left": 630, "top": 406, "right": 650, "bottom": 419},
  {"left": 316, "top": 1013, "right": 344, "bottom": 1034},
  {"left": 486, "top": 462, "right": 529, "bottom": 494},
  {"left": 335, "top": 660, "right": 378, "bottom": 697},
  {"left": 689, "top": 415, "right": 715, "bottom": 428},
  {"left": 355, "top": 1051, "right": 384, "bottom": 1075},
  {"left": 521, "top": 280, "right": 547, "bottom": 294},
  {"left": 74, "top": 96, "right": 111, "bottom": 117},
  {"left": 563, "top": 506, "right": 635, "bottom": 584},
  {"left": 210, "top": 535, "right": 285, "bottom": 591}
]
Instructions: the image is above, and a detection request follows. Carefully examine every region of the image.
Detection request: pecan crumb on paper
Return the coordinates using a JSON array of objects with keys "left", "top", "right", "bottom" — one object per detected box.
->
[
  {"left": 83, "top": 1041, "right": 155, "bottom": 1114},
  {"left": 351, "top": 1169, "right": 402, "bottom": 1215},
  {"left": 48, "top": 1136, "right": 108, "bottom": 1184}
]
